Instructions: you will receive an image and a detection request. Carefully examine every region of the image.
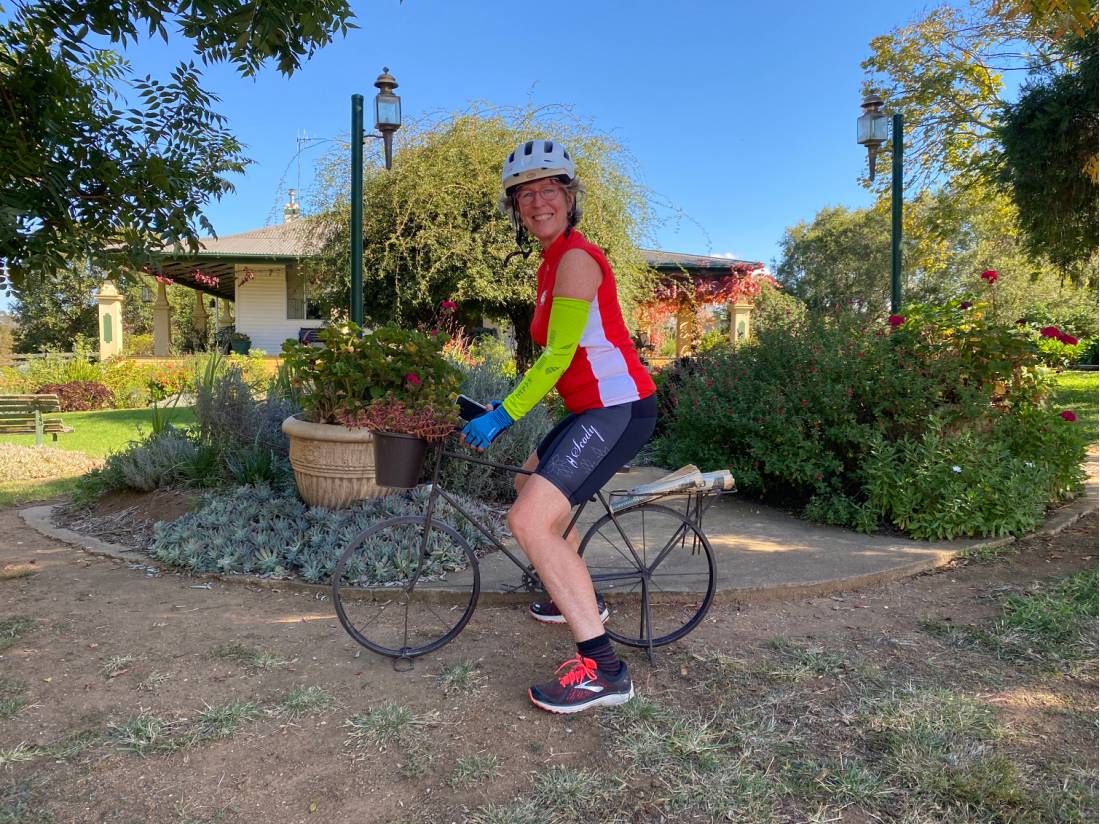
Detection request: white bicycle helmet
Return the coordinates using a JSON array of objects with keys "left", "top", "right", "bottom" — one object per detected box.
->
[{"left": 501, "top": 139, "right": 575, "bottom": 193}]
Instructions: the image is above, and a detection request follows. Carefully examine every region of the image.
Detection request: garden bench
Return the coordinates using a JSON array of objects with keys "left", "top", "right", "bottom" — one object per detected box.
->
[{"left": 0, "top": 394, "right": 73, "bottom": 446}]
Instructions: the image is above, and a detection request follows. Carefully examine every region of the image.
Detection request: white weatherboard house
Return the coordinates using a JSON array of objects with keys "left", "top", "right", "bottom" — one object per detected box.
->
[
  {"left": 140, "top": 193, "right": 757, "bottom": 356},
  {"left": 141, "top": 195, "right": 329, "bottom": 354}
]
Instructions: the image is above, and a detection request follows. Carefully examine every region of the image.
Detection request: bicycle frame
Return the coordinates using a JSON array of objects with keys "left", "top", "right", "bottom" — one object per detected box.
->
[{"left": 413, "top": 440, "right": 717, "bottom": 596}]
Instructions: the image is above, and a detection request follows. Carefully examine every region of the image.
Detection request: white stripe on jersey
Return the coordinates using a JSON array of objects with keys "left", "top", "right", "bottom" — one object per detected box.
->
[{"left": 580, "top": 300, "right": 642, "bottom": 408}]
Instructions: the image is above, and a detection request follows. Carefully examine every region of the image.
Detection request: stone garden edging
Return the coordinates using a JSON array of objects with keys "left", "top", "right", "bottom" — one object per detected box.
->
[{"left": 18, "top": 450, "right": 1097, "bottom": 604}]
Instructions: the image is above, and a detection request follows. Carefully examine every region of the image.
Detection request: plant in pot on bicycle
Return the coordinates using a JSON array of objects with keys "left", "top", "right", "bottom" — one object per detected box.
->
[{"left": 280, "top": 323, "right": 462, "bottom": 505}]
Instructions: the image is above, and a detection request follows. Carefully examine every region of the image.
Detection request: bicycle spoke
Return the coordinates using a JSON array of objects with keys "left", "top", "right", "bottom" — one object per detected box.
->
[
  {"left": 579, "top": 503, "right": 716, "bottom": 650},
  {"left": 591, "top": 525, "right": 644, "bottom": 568},
  {"left": 332, "top": 516, "right": 480, "bottom": 659}
]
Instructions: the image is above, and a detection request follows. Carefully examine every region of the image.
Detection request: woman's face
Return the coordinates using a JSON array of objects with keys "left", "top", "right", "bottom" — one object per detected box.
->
[{"left": 513, "top": 179, "right": 573, "bottom": 246}]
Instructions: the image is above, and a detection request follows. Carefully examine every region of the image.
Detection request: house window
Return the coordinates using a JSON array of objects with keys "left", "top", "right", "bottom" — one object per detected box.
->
[{"left": 286, "top": 265, "right": 322, "bottom": 320}]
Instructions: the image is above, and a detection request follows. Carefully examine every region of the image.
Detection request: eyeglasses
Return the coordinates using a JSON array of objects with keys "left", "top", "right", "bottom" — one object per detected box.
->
[{"left": 514, "top": 184, "right": 565, "bottom": 206}]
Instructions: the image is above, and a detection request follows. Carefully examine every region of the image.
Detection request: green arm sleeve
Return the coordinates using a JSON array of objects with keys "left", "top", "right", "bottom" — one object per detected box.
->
[{"left": 502, "top": 296, "right": 591, "bottom": 420}]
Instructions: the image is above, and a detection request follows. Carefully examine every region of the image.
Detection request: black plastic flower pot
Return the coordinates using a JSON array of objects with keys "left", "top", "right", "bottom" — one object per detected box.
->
[{"left": 372, "top": 431, "right": 429, "bottom": 488}]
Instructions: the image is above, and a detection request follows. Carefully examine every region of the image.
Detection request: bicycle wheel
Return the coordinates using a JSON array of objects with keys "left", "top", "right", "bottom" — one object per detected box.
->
[
  {"left": 578, "top": 502, "right": 716, "bottom": 648},
  {"left": 332, "top": 515, "right": 480, "bottom": 659}
]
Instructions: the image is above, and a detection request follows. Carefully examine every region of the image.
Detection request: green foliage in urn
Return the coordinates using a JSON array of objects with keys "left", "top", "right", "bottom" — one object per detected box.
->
[{"left": 280, "top": 323, "right": 463, "bottom": 429}]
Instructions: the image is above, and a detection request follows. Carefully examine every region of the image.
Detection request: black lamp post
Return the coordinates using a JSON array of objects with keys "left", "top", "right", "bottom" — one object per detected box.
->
[
  {"left": 857, "top": 93, "right": 903, "bottom": 313},
  {"left": 350, "top": 68, "right": 402, "bottom": 326}
]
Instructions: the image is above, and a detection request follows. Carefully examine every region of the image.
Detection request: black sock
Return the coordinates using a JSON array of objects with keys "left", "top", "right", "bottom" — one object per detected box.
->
[{"left": 577, "top": 633, "right": 622, "bottom": 677}]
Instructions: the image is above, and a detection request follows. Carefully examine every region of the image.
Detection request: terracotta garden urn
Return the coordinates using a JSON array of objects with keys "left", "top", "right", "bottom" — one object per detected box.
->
[{"left": 281, "top": 415, "right": 387, "bottom": 507}]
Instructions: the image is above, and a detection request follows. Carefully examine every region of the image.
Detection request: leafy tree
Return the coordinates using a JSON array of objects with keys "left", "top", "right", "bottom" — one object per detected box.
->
[
  {"left": 310, "top": 105, "right": 654, "bottom": 367},
  {"left": 861, "top": 0, "right": 1071, "bottom": 190},
  {"left": 999, "top": 32, "right": 1098, "bottom": 275},
  {"left": 775, "top": 185, "right": 1098, "bottom": 325},
  {"left": 0, "top": 311, "right": 16, "bottom": 359},
  {"left": 1, "top": 0, "right": 355, "bottom": 293},
  {"left": 10, "top": 263, "right": 100, "bottom": 353},
  {"left": 773, "top": 205, "right": 893, "bottom": 311}
]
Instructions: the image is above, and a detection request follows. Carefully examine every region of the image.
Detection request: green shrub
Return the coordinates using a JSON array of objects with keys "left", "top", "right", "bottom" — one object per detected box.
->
[
  {"left": 114, "top": 428, "right": 199, "bottom": 492},
  {"left": 125, "top": 334, "right": 155, "bottom": 356},
  {"left": 194, "top": 365, "right": 255, "bottom": 451},
  {"left": 653, "top": 293, "right": 1089, "bottom": 539},
  {"left": 858, "top": 419, "right": 1066, "bottom": 540}
]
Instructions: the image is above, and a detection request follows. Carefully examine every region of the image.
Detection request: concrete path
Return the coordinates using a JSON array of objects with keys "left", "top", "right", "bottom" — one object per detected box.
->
[{"left": 20, "top": 449, "right": 1098, "bottom": 604}]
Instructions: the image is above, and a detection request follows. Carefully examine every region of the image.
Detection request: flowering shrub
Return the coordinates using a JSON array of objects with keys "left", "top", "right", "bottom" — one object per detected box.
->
[
  {"left": 339, "top": 399, "right": 457, "bottom": 441},
  {"left": 891, "top": 298, "right": 1049, "bottom": 409},
  {"left": 145, "top": 360, "right": 192, "bottom": 401},
  {"left": 35, "top": 381, "right": 113, "bottom": 411},
  {"left": 653, "top": 285, "right": 1089, "bottom": 540},
  {"left": 280, "top": 322, "right": 463, "bottom": 425}
]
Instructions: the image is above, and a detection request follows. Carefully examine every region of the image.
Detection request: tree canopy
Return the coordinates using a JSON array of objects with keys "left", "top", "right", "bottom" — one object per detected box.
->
[
  {"left": 999, "top": 31, "right": 1098, "bottom": 274},
  {"left": 775, "top": 183, "right": 1097, "bottom": 329},
  {"left": 0, "top": 0, "right": 355, "bottom": 293},
  {"left": 860, "top": 0, "right": 1066, "bottom": 191},
  {"left": 309, "top": 105, "right": 655, "bottom": 365},
  {"left": 773, "top": 206, "right": 892, "bottom": 312}
]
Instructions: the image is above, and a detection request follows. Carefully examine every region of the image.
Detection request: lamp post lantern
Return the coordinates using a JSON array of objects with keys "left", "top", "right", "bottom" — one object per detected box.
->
[
  {"left": 350, "top": 68, "right": 403, "bottom": 326},
  {"left": 373, "top": 68, "right": 401, "bottom": 171},
  {"left": 856, "top": 94, "right": 903, "bottom": 313}
]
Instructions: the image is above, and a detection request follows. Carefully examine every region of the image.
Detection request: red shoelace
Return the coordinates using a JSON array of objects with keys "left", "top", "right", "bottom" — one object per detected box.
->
[{"left": 555, "top": 654, "right": 599, "bottom": 686}]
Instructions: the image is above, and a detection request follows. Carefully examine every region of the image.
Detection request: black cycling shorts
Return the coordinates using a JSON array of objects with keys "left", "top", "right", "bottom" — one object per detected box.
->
[{"left": 534, "top": 394, "right": 657, "bottom": 507}]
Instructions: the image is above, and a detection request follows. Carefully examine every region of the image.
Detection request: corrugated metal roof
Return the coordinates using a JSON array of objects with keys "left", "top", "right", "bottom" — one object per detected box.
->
[
  {"left": 642, "top": 249, "right": 756, "bottom": 269},
  {"left": 187, "top": 221, "right": 330, "bottom": 258}
]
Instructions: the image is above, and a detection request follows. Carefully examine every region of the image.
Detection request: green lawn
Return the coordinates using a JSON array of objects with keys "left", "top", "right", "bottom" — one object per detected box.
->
[
  {"left": 1052, "top": 370, "right": 1098, "bottom": 443},
  {"left": 0, "top": 406, "right": 195, "bottom": 507},
  {"left": 0, "top": 406, "right": 195, "bottom": 458}
]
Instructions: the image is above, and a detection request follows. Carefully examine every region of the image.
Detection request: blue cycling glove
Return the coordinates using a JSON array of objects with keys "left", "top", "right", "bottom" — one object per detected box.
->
[{"left": 461, "top": 404, "right": 514, "bottom": 450}]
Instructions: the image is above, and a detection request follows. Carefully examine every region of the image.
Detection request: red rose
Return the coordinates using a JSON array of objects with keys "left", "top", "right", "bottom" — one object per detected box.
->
[
  {"left": 1057, "top": 332, "right": 1079, "bottom": 346},
  {"left": 1060, "top": 410, "right": 1077, "bottom": 422},
  {"left": 980, "top": 269, "right": 998, "bottom": 284},
  {"left": 405, "top": 373, "right": 422, "bottom": 387},
  {"left": 1040, "top": 326, "right": 1060, "bottom": 338},
  {"left": 888, "top": 314, "right": 905, "bottom": 328}
]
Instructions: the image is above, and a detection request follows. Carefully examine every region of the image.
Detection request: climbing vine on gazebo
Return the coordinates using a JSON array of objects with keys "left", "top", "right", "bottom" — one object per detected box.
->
[{"left": 636, "top": 261, "right": 776, "bottom": 350}]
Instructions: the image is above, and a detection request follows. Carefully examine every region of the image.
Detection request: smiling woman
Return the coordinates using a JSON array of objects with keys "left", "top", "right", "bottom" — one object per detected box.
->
[{"left": 457, "top": 138, "right": 660, "bottom": 714}]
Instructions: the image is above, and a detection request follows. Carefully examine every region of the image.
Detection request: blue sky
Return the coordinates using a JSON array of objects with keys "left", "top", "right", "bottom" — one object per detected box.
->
[
  {"left": 97, "top": 0, "right": 954, "bottom": 269},
  {"left": 5, "top": 0, "right": 987, "bottom": 321}
]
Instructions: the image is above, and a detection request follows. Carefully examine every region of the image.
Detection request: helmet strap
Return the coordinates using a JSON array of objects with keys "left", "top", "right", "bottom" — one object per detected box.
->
[{"left": 503, "top": 207, "right": 533, "bottom": 265}]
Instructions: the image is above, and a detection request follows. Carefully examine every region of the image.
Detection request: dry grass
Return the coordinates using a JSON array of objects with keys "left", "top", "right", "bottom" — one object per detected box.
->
[{"left": 0, "top": 443, "right": 99, "bottom": 481}]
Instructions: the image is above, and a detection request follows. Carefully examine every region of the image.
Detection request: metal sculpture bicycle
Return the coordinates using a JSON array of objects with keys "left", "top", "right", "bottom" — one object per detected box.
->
[{"left": 331, "top": 436, "right": 734, "bottom": 670}]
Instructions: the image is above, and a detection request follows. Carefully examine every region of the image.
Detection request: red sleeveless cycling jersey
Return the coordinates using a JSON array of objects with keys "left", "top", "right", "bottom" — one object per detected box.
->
[{"left": 530, "top": 229, "right": 656, "bottom": 414}]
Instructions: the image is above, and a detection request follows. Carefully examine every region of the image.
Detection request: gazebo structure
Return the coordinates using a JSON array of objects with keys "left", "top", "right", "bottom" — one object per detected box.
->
[{"left": 641, "top": 251, "right": 772, "bottom": 357}]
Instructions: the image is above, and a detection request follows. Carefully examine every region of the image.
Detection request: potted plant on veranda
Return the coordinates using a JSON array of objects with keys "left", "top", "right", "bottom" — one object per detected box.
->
[
  {"left": 228, "top": 331, "right": 251, "bottom": 355},
  {"left": 280, "top": 323, "right": 462, "bottom": 505}
]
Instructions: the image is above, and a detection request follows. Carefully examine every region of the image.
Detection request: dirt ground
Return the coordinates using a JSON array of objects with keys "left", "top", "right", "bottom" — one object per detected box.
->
[{"left": 1, "top": 501, "right": 1096, "bottom": 824}]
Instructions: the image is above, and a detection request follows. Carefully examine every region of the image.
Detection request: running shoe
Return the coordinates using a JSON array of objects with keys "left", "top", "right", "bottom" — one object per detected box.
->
[
  {"left": 528, "top": 655, "right": 633, "bottom": 714},
  {"left": 529, "top": 592, "right": 609, "bottom": 625}
]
